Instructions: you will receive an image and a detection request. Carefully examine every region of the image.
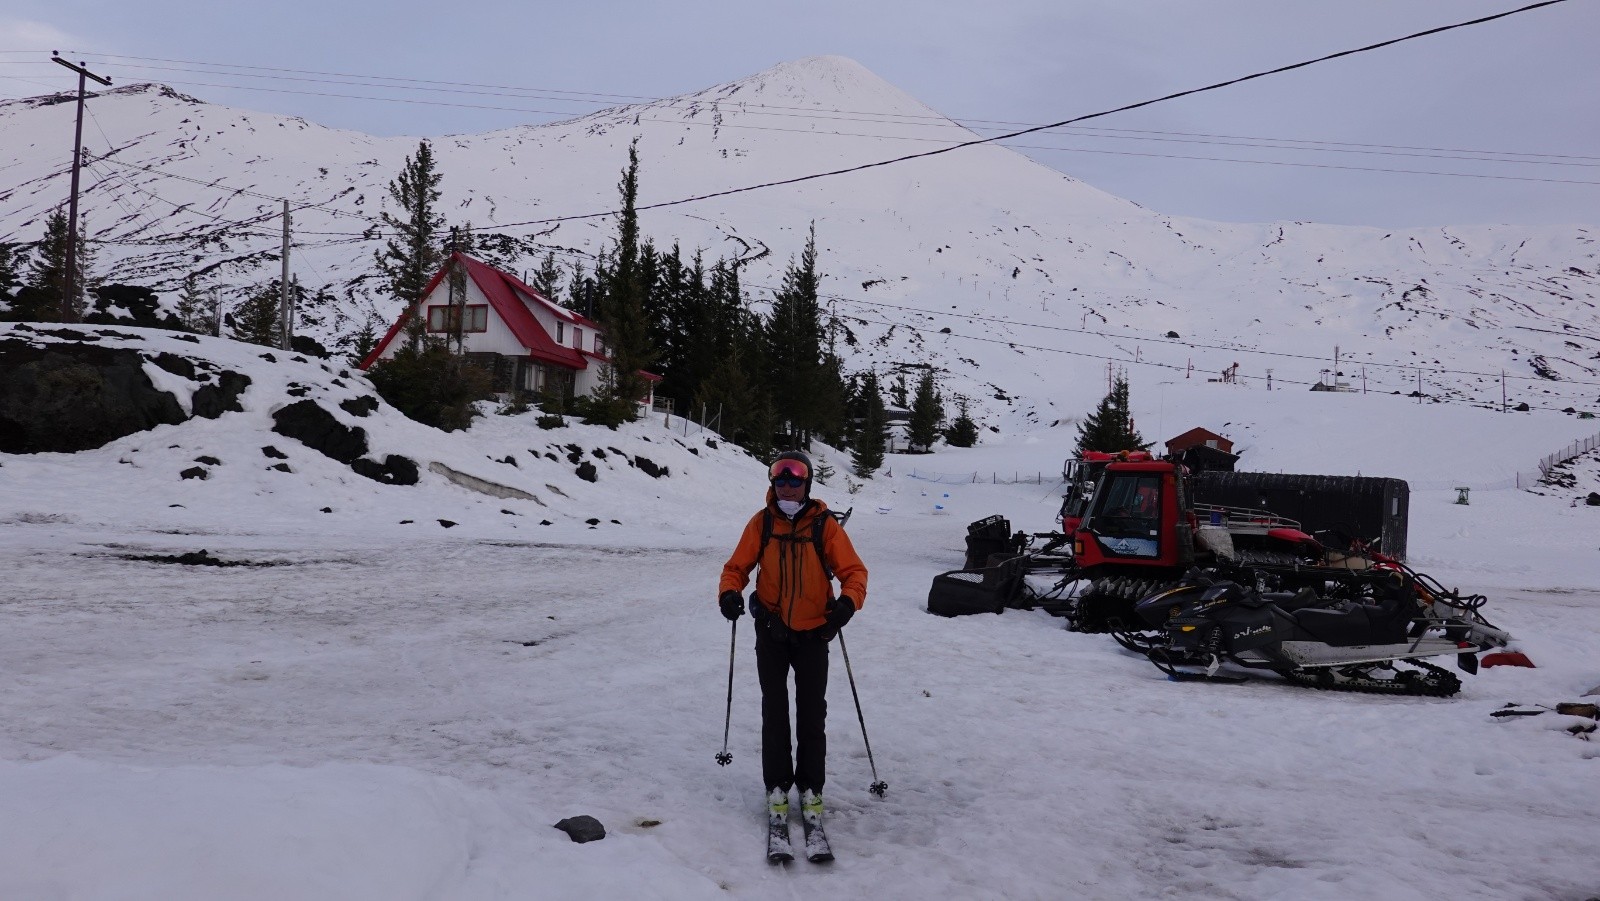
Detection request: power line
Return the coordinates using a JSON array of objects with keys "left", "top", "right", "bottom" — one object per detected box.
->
[
  {"left": 86, "top": 152, "right": 374, "bottom": 223},
  {"left": 371, "top": 0, "right": 1583, "bottom": 233},
  {"left": 406, "top": 238, "right": 1600, "bottom": 391},
  {"left": 17, "top": 51, "right": 1596, "bottom": 165},
  {"left": 823, "top": 293, "right": 1600, "bottom": 387},
  {"left": 57, "top": 163, "right": 1600, "bottom": 396},
  {"left": 62, "top": 128, "right": 1600, "bottom": 390},
  {"left": 20, "top": 61, "right": 1592, "bottom": 181},
  {"left": 839, "top": 310, "right": 1596, "bottom": 414},
  {"left": 12, "top": 2, "right": 1586, "bottom": 249}
]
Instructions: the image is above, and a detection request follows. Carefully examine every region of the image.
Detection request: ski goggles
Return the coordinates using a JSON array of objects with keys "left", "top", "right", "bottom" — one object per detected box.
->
[{"left": 769, "top": 460, "right": 809, "bottom": 486}]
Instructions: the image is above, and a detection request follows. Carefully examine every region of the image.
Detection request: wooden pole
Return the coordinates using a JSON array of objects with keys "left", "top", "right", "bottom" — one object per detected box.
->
[
  {"left": 52, "top": 55, "right": 111, "bottom": 322},
  {"left": 279, "top": 199, "right": 292, "bottom": 349}
]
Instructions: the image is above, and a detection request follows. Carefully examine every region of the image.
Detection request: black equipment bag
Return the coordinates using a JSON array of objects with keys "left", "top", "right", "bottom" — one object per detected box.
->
[
  {"left": 928, "top": 555, "right": 1027, "bottom": 617},
  {"left": 963, "top": 515, "right": 1022, "bottom": 570}
]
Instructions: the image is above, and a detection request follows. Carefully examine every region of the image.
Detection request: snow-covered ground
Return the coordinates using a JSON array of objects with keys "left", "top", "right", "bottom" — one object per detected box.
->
[{"left": 2, "top": 325, "right": 1598, "bottom": 900}]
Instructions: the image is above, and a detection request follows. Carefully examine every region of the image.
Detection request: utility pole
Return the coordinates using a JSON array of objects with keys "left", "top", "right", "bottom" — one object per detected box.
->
[
  {"left": 278, "top": 199, "right": 292, "bottom": 349},
  {"left": 52, "top": 54, "right": 111, "bottom": 323}
]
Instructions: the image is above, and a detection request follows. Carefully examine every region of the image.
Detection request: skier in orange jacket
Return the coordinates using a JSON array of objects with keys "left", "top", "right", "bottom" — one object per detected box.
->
[{"left": 718, "top": 450, "right": 867, "bottom": 836}]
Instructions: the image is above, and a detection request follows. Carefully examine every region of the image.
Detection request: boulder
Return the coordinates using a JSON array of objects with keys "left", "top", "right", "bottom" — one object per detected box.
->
[
  {"left": 271, "top": 400, "right": 368, "bottom": 463},
  {"left": 0, "top": 337, "right": 185, "bottom": 453}
]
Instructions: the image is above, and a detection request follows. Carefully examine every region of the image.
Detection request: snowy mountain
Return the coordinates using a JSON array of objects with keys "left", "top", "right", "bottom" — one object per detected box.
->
[{"left": 3, "top": 55, "right": 1597, "bottom": 432}]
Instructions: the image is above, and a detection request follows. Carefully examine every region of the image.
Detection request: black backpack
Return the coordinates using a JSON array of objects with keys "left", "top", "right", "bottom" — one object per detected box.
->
[{"left": 757, "top": 505, "right": 853, "bottom": 582}]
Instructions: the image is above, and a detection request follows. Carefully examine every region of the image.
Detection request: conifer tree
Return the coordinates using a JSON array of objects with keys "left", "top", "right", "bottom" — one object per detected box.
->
[
  {"left": 813, "top": 348, "right": 850, "bottom": 447},
  {"left": 852, "top": 371, "right": 888, "bottom": 478},
  {"left": 230, "top": 282, "right": 286, "bottom": 347},
  {"left": 373, "top": 140, "right": 445, "bottom": 307},
  {"left": 0, "top": 241, "right": 23, "bottom": 293},
  {"left": 1074, "top": 374, "right": 1150, "bottom": 454},
  {"left": 888, "top": 372, "right": 909, "bottom": 409},
  {"left": 564, "top": 261, "right": 595, "bottom": 316},
  {"left": 945, "top": 397, "right": 980, "bottom": 448},
  {"left": 591, "top": 140, "right": 657, "bottom": 424},
  {"left": 26, "top": 208, "right": 96, "bottom": 319},
  {"left": 347, "top": 315, "right": 380, "bottom": 367},
  {"left": 764, "top": 223, "right": 826, "bottom": 444},
  {"left": 174, "top": 275, "right": 214, "bottom": 334},
  {"left": 646, "top": 244, "right": 695, "bottom": 412},
  {"left": 528, "top": 250, "right": 564, "bottom": 299},
  {"left": 907, "top": 367, "right": 944, "bottom": 452}
]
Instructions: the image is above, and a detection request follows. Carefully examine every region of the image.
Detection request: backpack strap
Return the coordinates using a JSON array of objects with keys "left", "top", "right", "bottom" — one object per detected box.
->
[
  {"left": 758, "top": 508, "right": 775, "bottom": 561},
  {"left": 757, "top": 505, "right": 835, "bottom": 583},
  {"left": 812, "top": 514, "right": 834, "bottom": 582}
]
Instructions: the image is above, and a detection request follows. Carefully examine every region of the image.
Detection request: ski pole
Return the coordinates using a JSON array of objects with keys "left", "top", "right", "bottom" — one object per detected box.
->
[
  {"left": 716, "top": 618, "right": 736, "bottom": 766},
  {"left": 838, "top": 631, "right": 887, "bottom": 797}
]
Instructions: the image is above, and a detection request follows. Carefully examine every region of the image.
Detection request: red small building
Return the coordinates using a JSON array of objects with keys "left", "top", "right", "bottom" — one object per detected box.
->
[{"left": 1164, "top": 427, "right": 1233, "bottom": 457}]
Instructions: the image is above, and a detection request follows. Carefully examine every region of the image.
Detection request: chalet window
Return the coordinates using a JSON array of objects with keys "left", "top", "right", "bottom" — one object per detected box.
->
[
  {"left": 573, "top": 328, "right": 583, "bottom": 352},
  {"left": 556, "top": 321, "right": 565, "bottom": 343},
  {"left": 426, "top": 304, "right": 488, "bottom": 333},
  {"left": 594, "top": 336, "right": 607, "bottom": 357}
]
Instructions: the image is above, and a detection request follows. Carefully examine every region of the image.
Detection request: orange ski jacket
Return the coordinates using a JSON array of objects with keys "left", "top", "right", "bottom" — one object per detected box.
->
[{"left": 719, "top": 495, "right": 868, "bottom": 632}]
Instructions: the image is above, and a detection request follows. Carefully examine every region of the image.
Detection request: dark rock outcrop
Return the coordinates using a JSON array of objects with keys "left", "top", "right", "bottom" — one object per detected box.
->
[
  {"left": 553, "top": 815, "right": 606, "bottom": 843},
  {"left": 271, "top": 400, "right": 368, "bottom": 463},
  {"left": 0, "top": 337, "right": 185, "bottom": 453},
  {"left": 634, "top": 456, "right": 668, "bottom": 479},
  {"left": 350, "top": 454, "right": 420, "bottom": 485},
  {"left": 83, "top": 284, "right": 183, "bottom": 331},
  {"left": 339, "top": 395, "right": 379, "bottom": 418},
  {"left": 191, "top": 370, "right": 251, "bottom": 419}
]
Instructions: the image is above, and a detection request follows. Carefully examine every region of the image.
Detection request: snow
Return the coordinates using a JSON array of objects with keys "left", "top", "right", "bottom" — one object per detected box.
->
[
  {"left": 2, "top": 323, "right": 1599, "bottom": 899},
  {"left": 3, "top": 59, "right": 1597, "bottom": 436}
]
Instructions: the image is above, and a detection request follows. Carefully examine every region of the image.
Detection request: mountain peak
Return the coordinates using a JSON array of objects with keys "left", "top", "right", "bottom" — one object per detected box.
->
[
  {"left": 689, "top": 54, "right": 946, "bottom": 122},
  {"left": 106, "top": 83, "right": 207, "bottom": 105}
]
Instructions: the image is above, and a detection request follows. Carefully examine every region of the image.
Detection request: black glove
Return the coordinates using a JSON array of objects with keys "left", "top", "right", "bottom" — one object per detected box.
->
[
  {"left": 825, "top": 596, "right": 856, "bottom": 632},
  {"left": 719, "top": 590, "right": 744, "bottom": 621}
]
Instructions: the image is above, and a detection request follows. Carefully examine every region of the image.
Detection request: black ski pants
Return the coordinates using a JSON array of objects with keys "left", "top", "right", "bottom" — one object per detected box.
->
[{"left": 754, "top": 626, "right": 829, "bottom": 794}]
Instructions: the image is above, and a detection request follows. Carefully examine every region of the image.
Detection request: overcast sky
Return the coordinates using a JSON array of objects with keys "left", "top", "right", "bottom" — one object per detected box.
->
[{"left": 3, "top": 0, "right": 1596, "bottom": 229}]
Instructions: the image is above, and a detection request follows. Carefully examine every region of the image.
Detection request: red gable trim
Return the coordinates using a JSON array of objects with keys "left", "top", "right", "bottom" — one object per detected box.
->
[
  {"left": 358, "top": 261, "right": 458, "bottom": 369},
  {"left": 358, "top": 253, "right": 597, "bottom": 371},
  {"left": 455, "top": 254, "right": 587, "bottom": 369}
]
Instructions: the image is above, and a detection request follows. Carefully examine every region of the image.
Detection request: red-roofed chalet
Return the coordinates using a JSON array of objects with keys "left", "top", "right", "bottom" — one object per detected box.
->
[{"left": 359, "top": 253, "right": 657, "bottom": 405}]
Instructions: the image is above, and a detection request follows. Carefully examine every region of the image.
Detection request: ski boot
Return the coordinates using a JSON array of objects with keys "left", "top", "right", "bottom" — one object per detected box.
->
[{"left": 799, "top": 788, "right": 833, "bottom": 862}]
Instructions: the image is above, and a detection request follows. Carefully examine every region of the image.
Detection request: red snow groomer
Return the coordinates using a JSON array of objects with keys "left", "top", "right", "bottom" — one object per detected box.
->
[
  {"left": 933, "top": 451, "right": 1320, "bottom": 627},
  {"left": 927, "top": 451, "right": 1521, "bottom": 693}
]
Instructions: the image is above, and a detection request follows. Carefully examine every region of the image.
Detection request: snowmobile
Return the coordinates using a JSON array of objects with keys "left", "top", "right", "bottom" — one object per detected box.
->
[{"left": 1127, "top": 567, "right": 1511, "bottom": 696}]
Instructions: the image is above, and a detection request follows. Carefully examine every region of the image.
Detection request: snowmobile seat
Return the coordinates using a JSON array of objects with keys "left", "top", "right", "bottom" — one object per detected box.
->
[
  {"left": 1263, "top": 586, "right": 1326, "bottom": 613},
  {"left": 1291, "top": 597, "right": 1409, "bottom": 647}
]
